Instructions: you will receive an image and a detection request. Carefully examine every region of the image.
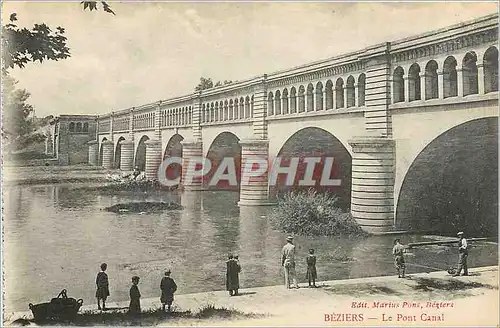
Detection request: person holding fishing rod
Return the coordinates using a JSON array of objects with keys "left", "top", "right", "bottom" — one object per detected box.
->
[{"left": 453, "top": 231, "right": 469, "bottom": 276}]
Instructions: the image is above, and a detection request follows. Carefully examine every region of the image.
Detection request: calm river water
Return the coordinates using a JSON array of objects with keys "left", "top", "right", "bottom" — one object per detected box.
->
[{"left": 3, "top": 184, "right": 498, "bottom": 312}]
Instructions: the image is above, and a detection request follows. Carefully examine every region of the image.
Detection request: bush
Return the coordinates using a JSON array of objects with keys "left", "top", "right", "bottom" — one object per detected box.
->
[{"left": 270, "top": 189, "right": 366, "bottom": 237}]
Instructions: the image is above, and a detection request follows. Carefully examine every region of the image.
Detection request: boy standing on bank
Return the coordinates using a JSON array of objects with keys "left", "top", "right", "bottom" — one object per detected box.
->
[
  {"left": 160, "top": 270, "right": 178, "bottom": 312},
  {"left": 95, "top": 263, "right": 110, "bottom": 311}
]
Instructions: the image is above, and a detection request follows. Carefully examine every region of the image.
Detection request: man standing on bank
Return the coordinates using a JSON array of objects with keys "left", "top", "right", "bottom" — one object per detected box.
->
[
  {"left": 454, "top": 231, "right": 469, "bottom": 276},
  {"left": 226, "top": 254, "right": 241, "bottom": 296},
  {"left": 282, "top": 236, "right": 299, "bottom": 289},
  {"left": 392, "top": 239, "right": 406, "bottom": 278}
]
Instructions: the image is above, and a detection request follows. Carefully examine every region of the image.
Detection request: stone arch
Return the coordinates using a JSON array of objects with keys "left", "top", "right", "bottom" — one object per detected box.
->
[
  {"left": 462, "top": 51, "right": 478, "bottom": 96},
  {"left": 205, "top": 132, "right": 242, "bottom": 190},
  {"left": 335, "top": 78, "right": 344, "bottom": 108},
  {"left": 315, "top": 81, "right": 323, "bottom": 110},
  {"left": 268, "top": 92, "right": 274, "bottom": 116},
  {"left": 357, "top": 74, "right": 366, "bottom": 106},
  {"left": 239, "top": 97, "right": 245, "bottom": 118},
  {"left": 162, "top": 134, "right": 184, "bottom": 185},
  {"left": 76, "top": 122, "right": 82, "bottom": 132},
  {"left": 114, "top": 136, "right": 126, "bottom": 169},
  {"left": 325, "top": 80, "right": 334, "bottom": 109},
  {"left": 69, "top": 122, "right": 75, "bottom": 132},
  {"left": 306, "top": 83, "right": 314, "bottom": 112},
  {"left": 230, "top": 99, "right": 235, "bottom": 120},
  {"left": 282, "top": 88, "right": 289, "bottom": 114},
  {"left": 270, "top": 127, "right": 352, "bottom": 210},
  {"left": 245, "top": 96, "right": 251, "bottom": 118},
  {"left": 98, "top": 137, "right": 107, "bottom": 166},
  {"left": 83, "top": 122, "right": 89, "bottom": 132},
  {"left": 298, "top": 85, "right": 305, "bottom": 112},
  {"left": 425, "top": 60, "right": 439, "bottom": 100},
  {"left": 443, "top": 56, "right": 458, "bottom": 98},
  {"left": 396, "top": 117, "right": 497, "bottom": 235},
  {"left": 219, "top": 101, "right": 224, "bottom": 121},
  {"left": 408, "top": 63, "right": 421, "bottom": 101},
  {"left": 225, "top": 100, "right": 230, "bottom": 120},
  {"left": 214, "top": 102, "right": 219, "bottom": 122},
  {"left": 134, "top": 135, "right": 150, "bottom": 170},
  {"left": 393, "top": 66, "right": 405, "bottom": 103},
  {"left": 483, "top": 46, "right": 498, "bottom": 93},
  {"left": 290, "top": 87, "right": 297, "bottom": 113},
  {"left": 275, "top": 90, "right": 282, "bottom": 115},
  {"left": 346, "top": 76, "right": 355, "bottom": 108}
]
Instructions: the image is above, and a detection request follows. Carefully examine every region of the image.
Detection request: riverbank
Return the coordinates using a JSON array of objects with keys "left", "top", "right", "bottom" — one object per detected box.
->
[
  {"left": 2, "top": 165, "right": 119, "bottom": 186},
  {"left": 6, "top": 265, "right": 498, "bottom": 326}
]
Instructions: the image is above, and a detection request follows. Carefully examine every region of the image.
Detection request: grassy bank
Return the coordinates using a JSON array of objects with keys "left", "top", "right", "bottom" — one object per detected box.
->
[{"left": 12, "top": 305, "right": 263, "bottom": 326}]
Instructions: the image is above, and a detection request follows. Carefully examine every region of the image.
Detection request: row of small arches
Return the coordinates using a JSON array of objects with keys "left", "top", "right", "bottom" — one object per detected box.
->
[
  {"left": 68, "top": 122, "right": 89, "bottom": 133},
  {"left": 393, "top": 46, "right": 498, "bottom": 102},
  {"left": 267, "top": 74, "right": 366, "bottom": 116},
  {"left": 160, "top": 106, "right": 193, "bottom": 127},
  {"left": 201, "top": 96, "right": 254, "bottom": 123}
]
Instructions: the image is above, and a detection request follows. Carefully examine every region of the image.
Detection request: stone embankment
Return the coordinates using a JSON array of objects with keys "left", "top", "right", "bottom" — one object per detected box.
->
[{"left": 5, "top": 266, "right": 498, "bottom": 326}]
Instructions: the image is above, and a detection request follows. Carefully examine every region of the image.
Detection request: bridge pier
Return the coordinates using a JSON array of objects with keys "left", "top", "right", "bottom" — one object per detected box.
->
[
  {"left": 238, "top": 139, "right": 273, "bottom": 206},
  {"left": 120, "top": 140, "right": 135, "bottom": 171},
  {"left": 349, "top": 137, "right": 395, "bottom": 234},
  {"left": 181, "top": 140, "right": 204, "bottom": 191},
  {"left": 101, "top": 140, "right": 114, "bottom": 169},
  {"left": 144, "top": 139, "right": 162, "bottom": 180},
  {"left": 87, "top": 140, "right": 98, "bottom": 166}
]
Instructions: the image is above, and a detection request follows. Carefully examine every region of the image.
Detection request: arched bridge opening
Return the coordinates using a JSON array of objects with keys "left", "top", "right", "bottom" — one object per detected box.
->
[
  {"left": 205, "top": 132, "right": 242, "bottom": 191},
  {"left": 98, "top": 137, "right": 107, "bottom": 166},
  {"left": 163, "top": 134, "right": 184, "bottom": 185},
  {"left": 270, "top": 127, "right": 352, "bottom": 211},
  {"left": 396, "top": 117, "right": 498, "bottom": 236},
  {"left": 134, "top": 135, "right": 150, "bottom": 171},
  {"left": 114, "top": 137, "right": 125, "bottom": 169}
]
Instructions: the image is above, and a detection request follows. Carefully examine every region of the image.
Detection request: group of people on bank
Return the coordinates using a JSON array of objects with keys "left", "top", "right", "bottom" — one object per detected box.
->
[
  {"left": 95, "top": 263, "right": 177, "bottom": 315},
  {"left": 94, "top": 232, "right": 469, "bottom": 313}
]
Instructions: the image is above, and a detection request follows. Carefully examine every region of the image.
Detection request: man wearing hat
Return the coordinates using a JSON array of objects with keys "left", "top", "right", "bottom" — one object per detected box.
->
[
  {"left": 281, "top": 236, "right": 299, "bottom": 289},
  {"left": 454, "top": 232, "right": 469, "bottom": 276},
  {"left": 392, "top": 239, "right": 406, "bottom": 278}
]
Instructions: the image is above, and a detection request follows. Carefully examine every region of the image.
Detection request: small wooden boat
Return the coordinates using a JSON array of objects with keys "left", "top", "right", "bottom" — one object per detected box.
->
[{"left": 29, "top": 289, "right": 83, "bottom": 322}]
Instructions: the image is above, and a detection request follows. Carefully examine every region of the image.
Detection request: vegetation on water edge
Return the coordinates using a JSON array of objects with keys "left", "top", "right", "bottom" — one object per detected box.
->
[
  {"left": 104, "top": 201, "right": 183, "bottom": 213},
  {"left": 84, "top": 180, "right": 178, "bottom": 193},
  {"left": 270, "top": 190, "right": 366, "bottom": 237}
]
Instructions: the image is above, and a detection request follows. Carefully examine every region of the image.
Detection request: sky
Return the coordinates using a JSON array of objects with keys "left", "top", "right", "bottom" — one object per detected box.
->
[{"left": 1, "top": 1, "right": 498, "bottom": 118}]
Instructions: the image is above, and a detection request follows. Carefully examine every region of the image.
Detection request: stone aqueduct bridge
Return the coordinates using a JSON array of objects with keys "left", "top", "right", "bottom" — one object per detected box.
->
[{"left": 90, "top": 14, "right": 499, "bottom": 233}]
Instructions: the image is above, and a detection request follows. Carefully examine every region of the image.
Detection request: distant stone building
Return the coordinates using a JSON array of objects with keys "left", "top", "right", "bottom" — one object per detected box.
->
[{"left": 46, "top": 115, "right": 97, "bottom": 165}]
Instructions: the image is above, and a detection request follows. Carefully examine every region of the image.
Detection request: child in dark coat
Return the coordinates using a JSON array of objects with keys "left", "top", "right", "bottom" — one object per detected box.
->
[
  {"left": 306, "top": 249, "right": 317, "bottom": 288},
  {"left": 95, "top": 263, "right": 110, "bottom": 310},
  {"left": 128, "top": 276, "right": 141, "bottom": 315},
  {"left": 160, "top": 270, "right": 177, "bottom": 312}
]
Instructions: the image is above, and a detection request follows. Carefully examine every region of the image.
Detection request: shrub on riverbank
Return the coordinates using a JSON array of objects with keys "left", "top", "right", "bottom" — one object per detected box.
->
[{"left": 270, "top": 190, "right": 366, "bottom": 237}]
